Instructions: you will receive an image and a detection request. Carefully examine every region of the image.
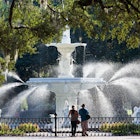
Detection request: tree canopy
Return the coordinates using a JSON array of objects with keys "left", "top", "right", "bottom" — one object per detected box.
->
[
  {"left": 6, "top": 0, "right": 140, "bottom": 48},
  {"left": 71, "top": 0, "right": 140, "bottom": 48}
]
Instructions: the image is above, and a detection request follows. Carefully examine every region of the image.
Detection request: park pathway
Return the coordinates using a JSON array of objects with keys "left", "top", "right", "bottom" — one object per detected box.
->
[{"left": 0, "top": 136, "right": 140, "bottom": 140}]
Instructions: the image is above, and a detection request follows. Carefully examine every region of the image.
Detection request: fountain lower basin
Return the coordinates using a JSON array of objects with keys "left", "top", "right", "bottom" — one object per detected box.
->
[{"left": 26, "top": 77, "right": 106, "bottom": 93}]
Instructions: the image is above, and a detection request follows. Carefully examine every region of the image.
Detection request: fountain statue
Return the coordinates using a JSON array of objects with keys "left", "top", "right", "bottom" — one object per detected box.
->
[{"left": 132, "top": 106, "right": 140, "bottom": 124}]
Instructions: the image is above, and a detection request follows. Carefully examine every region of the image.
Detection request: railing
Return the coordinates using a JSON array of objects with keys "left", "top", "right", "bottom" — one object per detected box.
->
[{"left": 0, "top": 116, "right": 140, "bottom": 136}]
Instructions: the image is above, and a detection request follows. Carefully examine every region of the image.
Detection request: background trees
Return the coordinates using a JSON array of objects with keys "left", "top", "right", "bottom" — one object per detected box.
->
[{"left": 15, "top": 43, "right": 59, "bottom": 81}]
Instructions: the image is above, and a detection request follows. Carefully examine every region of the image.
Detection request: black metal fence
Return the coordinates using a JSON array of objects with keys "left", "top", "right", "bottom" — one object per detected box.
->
[{"left": 0, "top": 116, "right": 140, "bottom": 136}]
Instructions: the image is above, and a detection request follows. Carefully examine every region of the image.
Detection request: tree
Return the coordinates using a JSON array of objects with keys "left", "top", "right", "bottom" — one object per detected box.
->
[
  {"left": 0, "top": 0, "right": 62, "bottom": 83},
  {"left": 0, "top": 1, "right": 38, "bottom": 83}
]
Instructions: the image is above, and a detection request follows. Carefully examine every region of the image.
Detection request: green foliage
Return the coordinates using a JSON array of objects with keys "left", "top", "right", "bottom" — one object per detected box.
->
[
  {"left": 100, "top": 122, "right": 140, "bottom": 136},
  {"left": 11, "top": 0, "right": 66, "bottom": 42},
  {"left": 0, "top": 122, "right": 39, "bottom": 136},
  {"left": 0, "top": 57, "right": 5, "bottom": 84},
  {"left": 0, "top": 129, "right": 24, "bottom": 136},
  {"left": 18, "top": 123, "right": 40, "bottom": 133},
  {"left": 20, "top": 99, "right": 28, "bottom": 111},
  {"left": 69, "top": 0, "right": 140, "bottom": 48},
  {"left": 0, "top": 74, "right": 5, "bottom": 85},
  {"left": 3, "top": 0, "right": 139, "bottom": 49},
  {"left": 0, "top": 123, "right": 10, "bottom": 131},
  {"left": 0, "top": 16, "right": 36, "bottom": 68}
]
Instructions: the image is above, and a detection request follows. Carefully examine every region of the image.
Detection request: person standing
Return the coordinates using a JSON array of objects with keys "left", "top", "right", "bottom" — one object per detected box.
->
[
  {"left": 68, "top": 105, "right": 79, "bottom": 137},
  {"left": 79, "top": 104, "right": 89, "bottom": 136}
]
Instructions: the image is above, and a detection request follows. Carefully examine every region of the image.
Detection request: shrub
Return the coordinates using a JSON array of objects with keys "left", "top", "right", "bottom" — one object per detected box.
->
[
  {"left": 100, "top": 122, "right": 140, "bottom": 136},
  {"left": 0, "top": 123, "right": 10, "bottom": 131},
  {"left": 0, "top": 122, "right": 40, "bottom": 136},
  {"left": 18, "top": 123, "right": 40, "bottom": 133},
  {"left": 0, "top": 129, "right": 24, "bottom": 136},
  {"left": 100, "top": 122, "right": 112, "bottom": 132}
]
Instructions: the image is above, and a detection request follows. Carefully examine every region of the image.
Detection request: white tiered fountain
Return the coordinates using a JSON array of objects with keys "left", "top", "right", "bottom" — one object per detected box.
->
[{"left": 27, "top": 27, "right": 106, "bottom": 116}]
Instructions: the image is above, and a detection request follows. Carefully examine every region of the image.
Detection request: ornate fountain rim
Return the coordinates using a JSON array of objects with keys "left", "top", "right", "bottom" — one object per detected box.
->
[{"left": 26, "top": 77, "right": 106, "bottom": 84}]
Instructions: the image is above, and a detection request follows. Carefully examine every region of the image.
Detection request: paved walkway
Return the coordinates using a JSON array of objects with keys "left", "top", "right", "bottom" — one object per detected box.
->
[{"left": 0, "top": 136, "right": 140, "bottom": 140}]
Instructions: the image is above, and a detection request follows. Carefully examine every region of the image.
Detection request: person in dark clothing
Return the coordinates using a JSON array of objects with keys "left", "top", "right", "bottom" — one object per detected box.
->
[
  {"left": 68, "top": 105, "right": 79, "bottom": 136},
  {"left": 79, "top": 104, "right": 89, "bottom": 136}
]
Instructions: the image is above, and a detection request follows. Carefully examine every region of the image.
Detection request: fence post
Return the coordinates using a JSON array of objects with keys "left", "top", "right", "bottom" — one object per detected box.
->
[{"left": 54, "top": 113, "right": 57, "bottom": 137}]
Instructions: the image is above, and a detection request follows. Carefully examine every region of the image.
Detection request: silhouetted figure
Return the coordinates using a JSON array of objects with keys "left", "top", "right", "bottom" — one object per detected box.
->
[
  {"left": 79, "top": 104, "right": 89, "bottom": 136},
  {"left": 68, "top": 105, "right": 79, "bottom": 137}
]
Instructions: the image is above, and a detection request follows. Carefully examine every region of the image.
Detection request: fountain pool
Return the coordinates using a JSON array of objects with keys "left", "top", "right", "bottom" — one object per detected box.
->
[{"left": 27, "top": 77, "right": 106, "bottom": 117}]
